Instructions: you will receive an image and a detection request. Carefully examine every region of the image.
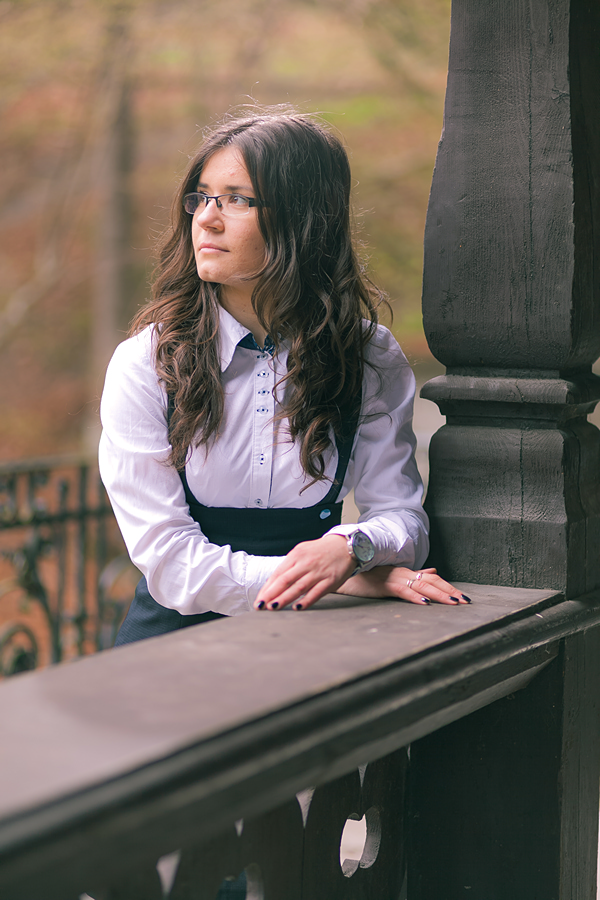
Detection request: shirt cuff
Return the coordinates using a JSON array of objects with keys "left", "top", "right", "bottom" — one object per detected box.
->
[
  {"left": 325, "top": 521, "right": 415, "bottom": 570},
  {"left": 244, "top": 553, "right": 285, "bottom": 606}
]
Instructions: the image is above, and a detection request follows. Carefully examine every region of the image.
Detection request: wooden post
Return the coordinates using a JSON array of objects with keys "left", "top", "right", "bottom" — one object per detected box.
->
[
  {"left": 410, "top": 628, "right": 600, "bottom": 900},
  {"left": 420, "top": 0, "right": 600, "bottom": 597},
  {"left": 412, "top": 2, "right": 600, "bottom": 897}
]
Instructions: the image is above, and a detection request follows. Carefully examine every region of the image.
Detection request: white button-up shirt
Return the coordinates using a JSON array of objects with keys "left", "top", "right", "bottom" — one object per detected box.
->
[{"left": 99, "top": 306, "right": 428, "bottom": 616}]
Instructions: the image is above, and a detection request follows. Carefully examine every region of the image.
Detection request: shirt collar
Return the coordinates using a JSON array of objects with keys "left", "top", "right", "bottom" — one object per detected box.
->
[
  {"left": 217, "top": 305, "right": 275, "bottom": 371},
  {"left": 217, "top": 305, "right": 254, "bottom": 372}
]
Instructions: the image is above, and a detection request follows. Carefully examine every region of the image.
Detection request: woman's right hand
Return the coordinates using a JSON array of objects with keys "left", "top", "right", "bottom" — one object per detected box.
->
[{"left": 337, "top": 566, "right": 471, "bottom": 606}]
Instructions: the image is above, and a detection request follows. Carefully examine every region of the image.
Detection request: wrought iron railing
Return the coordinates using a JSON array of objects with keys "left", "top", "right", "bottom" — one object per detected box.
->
[{"left": 0, "top": 455, "right": 135, "bottom": 676}]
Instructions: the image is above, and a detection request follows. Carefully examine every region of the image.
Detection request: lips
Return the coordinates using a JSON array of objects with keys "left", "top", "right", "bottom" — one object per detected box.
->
[{"left": 199, "top": 243, "right": 227, "bottom": 252}]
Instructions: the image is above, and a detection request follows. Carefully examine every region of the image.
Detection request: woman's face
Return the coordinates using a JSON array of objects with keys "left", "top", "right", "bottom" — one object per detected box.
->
[{"left": 191, "top": 146, "right": 266, "bottom": 308}]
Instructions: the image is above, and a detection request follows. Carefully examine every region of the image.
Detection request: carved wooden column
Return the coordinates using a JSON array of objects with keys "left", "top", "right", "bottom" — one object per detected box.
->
[
  {"left": 411, "top": 2, "right": 600, "bottom": 898},
  {"left": 420, "top": 0, "right": 600, "bottom": 597}
]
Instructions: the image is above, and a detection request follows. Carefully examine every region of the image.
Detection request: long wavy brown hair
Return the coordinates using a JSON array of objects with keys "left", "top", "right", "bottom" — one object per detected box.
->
[{"left": 131, "top": 107, "right": 388, "bottom": 482}]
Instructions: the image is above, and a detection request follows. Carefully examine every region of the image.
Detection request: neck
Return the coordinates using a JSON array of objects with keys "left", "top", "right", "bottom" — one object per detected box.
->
[{"left": 219, "top": 287, "right": 267, "bottom": 346}]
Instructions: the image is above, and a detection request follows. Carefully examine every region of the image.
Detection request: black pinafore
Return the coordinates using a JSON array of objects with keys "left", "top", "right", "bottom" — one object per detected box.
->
[{"left": 114, "top": 413, "right": 357, "bottom": 646}]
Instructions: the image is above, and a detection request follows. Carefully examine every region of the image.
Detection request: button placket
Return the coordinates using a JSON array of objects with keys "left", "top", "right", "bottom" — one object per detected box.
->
[{"left": 250, "top": 355, "right": 275, "bottom": 509}]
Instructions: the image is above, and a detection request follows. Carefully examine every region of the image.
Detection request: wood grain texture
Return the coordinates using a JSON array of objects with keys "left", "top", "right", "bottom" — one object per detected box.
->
[
  {"left": 2, "top": 590, "right": 600, "bottom": 899},
  {"left": 409, "top": 627, "right": 600, "bottom": 900},
  {"left": 422, "top": 0, "right": 600, "bottom": 370},
  {"left": 1, "top": 585, "right": 588, "bottom": 900},
  {"left": 424, "top": 420, "right": 600, "bottom": 594},
  {"left": 421, "top": 0, "right": 600, "bottom": 594}
]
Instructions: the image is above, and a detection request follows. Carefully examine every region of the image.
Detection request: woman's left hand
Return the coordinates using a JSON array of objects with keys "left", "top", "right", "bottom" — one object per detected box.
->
[
  {"left": 254, "top": 536, "right": 471, "bottom": 611},
  {"left": 254, "top": 534, "right": 355, "bottom": 611},
  {"left": 336, "top": 566, "right": 471, "bottom": 606}
]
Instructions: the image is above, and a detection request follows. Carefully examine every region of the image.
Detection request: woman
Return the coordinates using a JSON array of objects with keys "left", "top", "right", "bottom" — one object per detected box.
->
[{"left": 99, "top": 108, "right": 469, "bottom": 646}]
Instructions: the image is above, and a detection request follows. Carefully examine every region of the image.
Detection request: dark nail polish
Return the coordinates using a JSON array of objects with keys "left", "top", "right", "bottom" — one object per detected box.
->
[
  {"left": 256, "top": 600, "right": 265, "bottom": 610},
  {"left": 461, "top": 594, "right": 473, "bottom": 603},
  {"left": 270, "top": 601, "right": 279, "bottom": 610},
  {"left": 450, "top": 595, "right": 461, "bottom": 603},
  {"left": 293, "top": 602, "right": 303, "bottom": 611},
  {"left": 421, "top": 597, "right": 431, "bottom": 605}
]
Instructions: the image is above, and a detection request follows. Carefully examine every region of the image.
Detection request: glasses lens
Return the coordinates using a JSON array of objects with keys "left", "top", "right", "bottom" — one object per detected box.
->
[
  {"left": 222, "top": 194, "right": 251, "bottom": 217},
  {"left": 183, "top": 193, "right": 202, "bottom": 214}
]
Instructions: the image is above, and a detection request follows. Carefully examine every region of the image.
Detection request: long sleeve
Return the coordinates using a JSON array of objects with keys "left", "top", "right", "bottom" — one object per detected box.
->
[
  {"left": 99, "top": 328, "right": 282, "bottom": 616},
  {"left": 326, "top": 325, "right": 429, "bottom": 569}
]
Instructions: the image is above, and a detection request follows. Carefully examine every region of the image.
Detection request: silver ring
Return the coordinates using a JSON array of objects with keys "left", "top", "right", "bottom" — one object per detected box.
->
[
  {"left": 407, "top": 579, "right": 415, "bottom": 589},
  {"left": 415, "top": 572, "right": 423, "bottom": 581}
]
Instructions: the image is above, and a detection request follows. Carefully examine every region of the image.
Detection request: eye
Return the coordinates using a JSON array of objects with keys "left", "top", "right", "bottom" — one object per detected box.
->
[
  {"left": 226, "top": 193, "right": 251, "bottom": 208},
  {"left": 196, "top": 192, "right": 210, "bottom": 207},
  {"left": 184, "top": 192, "right": 209, "bottom": 214}
]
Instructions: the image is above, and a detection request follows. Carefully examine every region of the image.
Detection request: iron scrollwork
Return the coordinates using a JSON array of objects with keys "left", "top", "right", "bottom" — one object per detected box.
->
[{"left": 0, "top": 456, "right": 136, "bottom": 676}]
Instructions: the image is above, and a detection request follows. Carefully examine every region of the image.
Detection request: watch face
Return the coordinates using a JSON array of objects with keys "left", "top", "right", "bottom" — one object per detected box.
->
[{"left": 353, "top": 531, "right": 375, "bottom": 564}]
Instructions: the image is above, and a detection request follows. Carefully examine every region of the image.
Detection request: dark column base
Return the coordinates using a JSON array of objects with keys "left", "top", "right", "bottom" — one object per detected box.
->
[
  {"left": 423, "top": 408, "right": 600, "bottom": 597},
  {"left": 409, "top": 627, "right": 600, "bottom": 900}
]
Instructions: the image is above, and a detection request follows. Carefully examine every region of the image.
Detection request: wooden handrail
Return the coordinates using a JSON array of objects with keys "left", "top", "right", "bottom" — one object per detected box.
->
[{"left": 0, "top": 584, "right": 597, "bottom": 899}]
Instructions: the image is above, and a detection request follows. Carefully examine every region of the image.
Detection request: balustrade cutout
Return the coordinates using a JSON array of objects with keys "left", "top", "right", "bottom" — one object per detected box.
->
[{"left": 81, "top": 749, "right": 407, "bottom": 900}]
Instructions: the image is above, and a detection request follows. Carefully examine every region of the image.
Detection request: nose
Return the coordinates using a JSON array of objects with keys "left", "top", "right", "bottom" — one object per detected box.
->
[{"left": 195, "top": 196, "right": 223, "bottom": 227}]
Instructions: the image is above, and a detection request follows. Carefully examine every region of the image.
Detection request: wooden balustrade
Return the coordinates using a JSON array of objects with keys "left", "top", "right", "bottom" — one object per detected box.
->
[{"left": 0, "top": 585, "right": 599, "bottom": 899}]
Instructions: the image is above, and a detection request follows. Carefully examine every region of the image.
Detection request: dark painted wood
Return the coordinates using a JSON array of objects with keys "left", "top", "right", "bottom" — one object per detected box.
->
[
  {"left": 420, "top": 0, "right": 600, "bottom": 596},
  {"left": 409, "top": 626, "right": 600, "bottom": 900},
  {"left": 1, "top": 587, "right": 600, "bottom": 899},
  {"left": 302, "top": 749, "right": 407, "bottom": 899},
  {"left": 422, "top": 0, "right": 600, "bottom": 370},
  {"left": 423, "top": 417, "right": 600, "bottom": 594}
]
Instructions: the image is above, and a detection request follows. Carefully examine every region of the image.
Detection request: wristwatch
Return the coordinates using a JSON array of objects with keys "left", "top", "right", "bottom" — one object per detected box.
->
[{"left": 346, "top": 529, "right": 375, "bottom": 575}]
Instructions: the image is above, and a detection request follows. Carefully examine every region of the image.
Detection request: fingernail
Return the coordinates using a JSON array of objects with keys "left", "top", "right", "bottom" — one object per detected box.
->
[
  {"left": 461, "top": 594, "right": 473, "bottom": 603},
  {"left": 256, "top": 600, "right": 265, "bottom": 610},
  {"left": 421, "top": 597, "right": 431, "bottom": 605},
  {"left": 293, "top": 602, "right": 303, "bottom": 611},
  {"left": 269, "top": 601, "right": 279, "bottom": 610},
  {"left": 450, "top": 595, "right": 461, "bottom": 604}
]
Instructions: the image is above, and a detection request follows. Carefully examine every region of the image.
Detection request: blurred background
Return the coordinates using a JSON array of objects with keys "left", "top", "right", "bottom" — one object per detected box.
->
[
  {"left": 0, "top": 0, "right": 451, "bottom": 671},
  {"left": 0, "top": 0, "right": 451, "bottom": 461}
]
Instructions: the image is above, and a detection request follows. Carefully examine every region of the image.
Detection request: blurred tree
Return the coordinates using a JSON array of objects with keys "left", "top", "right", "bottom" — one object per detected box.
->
[
  {"left": 0, "top": 0, "right": 450, "bottom": 460},
  {"left": 90, "top": 1, "right": 135, "bottom": 441}
]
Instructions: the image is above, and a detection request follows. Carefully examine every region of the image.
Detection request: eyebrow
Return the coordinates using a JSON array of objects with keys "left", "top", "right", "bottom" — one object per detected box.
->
[{"left": 196, "top": 180, "right": 254, "bottom": 194}]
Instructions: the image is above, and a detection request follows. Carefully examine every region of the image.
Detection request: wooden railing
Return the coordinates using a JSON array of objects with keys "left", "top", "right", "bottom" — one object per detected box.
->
[{"left": 1, "top": 583, "right": 598, "bottom": 899}]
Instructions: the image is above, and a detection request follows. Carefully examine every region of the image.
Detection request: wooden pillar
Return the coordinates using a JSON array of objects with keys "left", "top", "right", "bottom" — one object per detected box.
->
[
  {"left": 410, "top": 628, "right": 600, "bottom": 900},
  {"left": 411, "top": 2, "right": 600, "bottom": 897},
  {"left": 420, "top": 0, "right": 600, "bottom": 597}
]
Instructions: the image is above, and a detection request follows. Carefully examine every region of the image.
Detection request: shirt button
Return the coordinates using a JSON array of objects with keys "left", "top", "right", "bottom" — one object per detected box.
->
[
  {"left": 258, "top": 389, "right": 268, "bottom": 395},
  {"left": 255, "top": 498, "right": 263, "bottom": 507},
  {"left": 257, "top": 370, "right": 268, "bottom": 378},
  {"left": 257, "top": 406, "right": 269, "bottom": 414}
]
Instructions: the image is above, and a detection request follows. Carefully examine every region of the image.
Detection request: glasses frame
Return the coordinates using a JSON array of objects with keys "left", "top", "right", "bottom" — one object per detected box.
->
[{"left": 183, "top": 192, "right": 265, "bottom": 218}]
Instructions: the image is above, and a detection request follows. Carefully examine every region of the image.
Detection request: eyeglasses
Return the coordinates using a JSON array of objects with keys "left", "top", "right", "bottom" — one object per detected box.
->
[{"left": 183, "top": 192, "right": 265, "bottom": 218}]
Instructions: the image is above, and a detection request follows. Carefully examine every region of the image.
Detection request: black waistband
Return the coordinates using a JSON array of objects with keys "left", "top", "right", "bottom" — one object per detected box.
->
[{"left": 184, "top": 498, "right": 344, "bottom": 556}]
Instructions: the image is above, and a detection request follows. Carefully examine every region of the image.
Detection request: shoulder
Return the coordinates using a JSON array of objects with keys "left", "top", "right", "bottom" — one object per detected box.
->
[
  {"left": 361, "top": 323, "right": 416, "bottom": 413},
  {"left": 104, "top": 326, "right": 161, "bottom": 388},
  {"left": 107, "top": 325, "right": 156, "bottom": 372},
  {"left": 102, "top": 326, "right": 166, "bottom": 412},
  {"left": 363, "top": 322, "right": 411, "bottom": 369}
]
